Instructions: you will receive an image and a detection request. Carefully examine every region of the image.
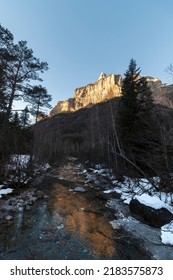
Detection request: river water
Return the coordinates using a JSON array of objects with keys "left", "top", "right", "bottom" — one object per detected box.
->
[{"left": 0, "top": 159, "right": 151, "bottom": 259}]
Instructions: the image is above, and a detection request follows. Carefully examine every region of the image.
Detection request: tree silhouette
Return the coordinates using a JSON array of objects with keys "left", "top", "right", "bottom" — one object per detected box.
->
[
  {"left": 118, "top": 59, "right": 154, "bottom": 174},
  {"left": 25, "top": 85, "right": 52, "bottom": 123}
]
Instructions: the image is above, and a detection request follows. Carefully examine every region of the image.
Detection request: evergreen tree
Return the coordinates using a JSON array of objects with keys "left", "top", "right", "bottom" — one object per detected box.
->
[
  {"left": 0, "top": 23, "right": 13, "bottom": 47},
  {"left": 0, "top": 23, "right": 49, "bottom": 156},
  {"left": 118, "top": 59, "right": 154, "bottom": 172},
  {"left": 0, "top": 24, "right": 13, "bottom": 112},
  {"left": 120, "top": 59, "right": 153, "bottom": 139},
  {"left": 12, "top": 111, "right": 21, "bottom": 127},
  {"left": 25, "top": 85, "right": 52, "bottom": 123},
  {"left": 0, "top": 25, "right": 48, "bottom": 124},
  {"left": 120, "top": 59, "right": 140, "bottom": 140},
  {"left": 20, "top": 106, "right": 30, "bottom": 127}
]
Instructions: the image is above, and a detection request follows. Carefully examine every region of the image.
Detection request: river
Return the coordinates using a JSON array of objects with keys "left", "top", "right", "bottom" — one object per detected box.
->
[{"left": 0, "top": 158, "right": 151, "bottom": 259}]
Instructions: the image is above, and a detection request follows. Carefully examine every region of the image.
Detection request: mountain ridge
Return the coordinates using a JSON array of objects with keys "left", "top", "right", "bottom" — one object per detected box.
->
[{"left": 49, "top": 72, "right": 171, "bottom": 116}]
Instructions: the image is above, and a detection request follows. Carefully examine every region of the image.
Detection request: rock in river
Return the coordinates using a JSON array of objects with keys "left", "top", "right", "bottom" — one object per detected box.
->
[
  {"left": 129, "top": 198, "right": 173, "bottom": 228},
  {"left": 73, "top": 186, "right": 87, "bottom": 192}
]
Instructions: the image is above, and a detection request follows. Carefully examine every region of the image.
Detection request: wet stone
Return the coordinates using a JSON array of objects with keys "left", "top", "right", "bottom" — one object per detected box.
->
[
  {"left": 57, "top": 224, "right": 64, "bottom": 230},
  {"left": 73, "top": 187, "right": 87, "bottom": 193}
]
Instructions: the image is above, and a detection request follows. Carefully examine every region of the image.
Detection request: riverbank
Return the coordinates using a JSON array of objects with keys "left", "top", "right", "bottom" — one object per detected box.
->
[
  {"left": 76, "top": 158, "right": 173, "bottom": 260},
  {"left": 0, "top": 157, "right": 172, "bottom": 259}
]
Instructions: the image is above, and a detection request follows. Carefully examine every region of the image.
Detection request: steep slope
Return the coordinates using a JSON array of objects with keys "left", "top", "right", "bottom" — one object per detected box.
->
[{"left": 33, "top": 98, "right": 120, "bottom": 161}]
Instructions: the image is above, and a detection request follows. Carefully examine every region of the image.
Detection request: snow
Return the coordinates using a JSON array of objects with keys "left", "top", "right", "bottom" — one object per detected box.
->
[
  {"left": 73, "top": 186, "right": 86, "bottom": 193},
  {"left": 110, "top": 220, "right": 122, "bottom": 230},
  {"left": 35, "top": 162, "right": 51, "bottom": 172},
  {"left": 7, "top": 154, "right": 30, "bottom": 169},
  {"left": 0, "top": 187, "right": 13, "bottom": 197},
  {"left": 134, "top": 193, "right": 173, "bottom": 212},
  {"left": 161, "top": 221, "right": 173, "bottom": 245},
  {"left": 83, "top": 163, "right": 173, "bottom": 246},
  {"left": 104, "top": 188, "right": 117, "bottom": 194},
  {"left": 5, "top": 154, "right": 51, "bottom": 184}
]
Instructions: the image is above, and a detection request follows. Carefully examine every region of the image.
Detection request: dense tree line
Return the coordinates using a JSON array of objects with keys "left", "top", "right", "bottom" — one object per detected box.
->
[
  {"left": 114, "top": 59, "right": 173, "bottom": 191},
  {"left": 0, "top": 23, "right": 52, "bottom": 183}
]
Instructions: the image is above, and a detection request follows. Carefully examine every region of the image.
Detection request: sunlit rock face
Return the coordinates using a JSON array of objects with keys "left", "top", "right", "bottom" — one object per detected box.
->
[
  {"left": 50, "top": 98, "right": 75, "bottom": 115},
  {"left": 145, "top": 77, "right": 173, "bottom": 108},
  {"left": 50, "top": 73, "right": 122, "bottom": 115},
  {"left": 145, "top": 76, "right": 162, "bottom": 97},
  {"left": 159, "top": 84, "right": 173, "bottom": 108},
  {"left": 50, "top": 73, "right": 173, "bottom": 116},
  {"left": 98, "top": 72, "right": 107, "bottom": 80},
  {"left": 74, "top": 73, "right": 122, "bottom": 111}
]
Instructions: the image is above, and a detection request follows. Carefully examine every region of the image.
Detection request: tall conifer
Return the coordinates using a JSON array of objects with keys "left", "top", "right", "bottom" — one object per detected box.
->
[{"left": 119, "top": 59, "right": 154, "bottom": 169}]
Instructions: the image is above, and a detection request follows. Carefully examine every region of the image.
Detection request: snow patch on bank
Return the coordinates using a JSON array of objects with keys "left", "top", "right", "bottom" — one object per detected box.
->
[
  {"left": 0, "top": 187, "right": 13, "bottom": 198},
  {"left": 81, "top": 163, "right": 173, "bottom": 246},
  {"left": 161, "top": 221, "right": 173, "bottom": 245},
  {"left": 134, "top": 193, "right": 173, "bottom": 212},
  {"left": 1, "top": 154, "right": 51, "bottom": 197}
]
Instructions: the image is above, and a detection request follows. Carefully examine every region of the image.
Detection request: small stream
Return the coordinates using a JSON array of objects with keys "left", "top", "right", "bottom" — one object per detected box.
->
[{"left": 0, "top": 159, "right": 151, "bottom": 260}]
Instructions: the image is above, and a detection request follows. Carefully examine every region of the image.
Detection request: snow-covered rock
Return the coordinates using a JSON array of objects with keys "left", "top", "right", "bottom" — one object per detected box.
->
[
  {"left": 134, "top": 193, "right": 173, "bottom": 212},
  {"left": 161, "top": 221, "right": 173, "bottom": 245},
  {"left": 129, "top": 196, "right": 173, "bottom": 228},
  {"left": 0, "top": 188, "right": 13, "bottom": 197}
]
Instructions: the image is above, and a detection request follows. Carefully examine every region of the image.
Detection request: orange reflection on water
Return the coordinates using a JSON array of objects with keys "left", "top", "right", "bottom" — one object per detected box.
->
[{"left": 50, "top": 184, "right": 116, "bottom": 258}]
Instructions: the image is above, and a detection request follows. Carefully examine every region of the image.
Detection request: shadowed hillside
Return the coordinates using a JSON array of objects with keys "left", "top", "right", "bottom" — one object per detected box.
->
[
  {"left": 33, "top": 98, "right": 120, "bottom": 162},
  {"left": 33, "top": 96, "right": 173, "bottom": 182}
]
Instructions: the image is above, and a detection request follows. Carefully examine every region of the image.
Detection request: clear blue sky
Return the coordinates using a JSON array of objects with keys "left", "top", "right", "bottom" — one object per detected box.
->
[{"left": 0, "top": 0, "right": 173, "bottom": 109}]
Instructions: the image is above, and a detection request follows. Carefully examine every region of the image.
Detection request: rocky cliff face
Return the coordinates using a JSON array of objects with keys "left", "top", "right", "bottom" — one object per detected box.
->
[
  {"left": 74, "top": 73, "right": 122, "bottom": 111},
  {"left": 145, "top": 76, "right": 162, "bottom": 96},
  {"left": 50, "top": 72, "right": 173, "bottom": 116},
  {"left": 50, "top": 73, "right": 122, "bottom": 116},
  {"left": 50, "top": 98, "right": 75, "bottom": 116}
]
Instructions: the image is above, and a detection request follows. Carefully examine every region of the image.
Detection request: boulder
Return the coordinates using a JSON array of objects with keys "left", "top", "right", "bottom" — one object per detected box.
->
[{"left": 129, "top": 198, "right": 173, "bottom": 228}]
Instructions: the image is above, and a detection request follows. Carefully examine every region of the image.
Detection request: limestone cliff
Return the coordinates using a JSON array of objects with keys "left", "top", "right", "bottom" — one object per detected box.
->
[
  {"left": 50, "top": 73, "right": 122, "bottom": 116},
  {"left": 50, "top": 72, "right": 173, "bottom": 116},
  {"left": 50, "top": 98, "right": 75, "bottom": 116},
  {"left": 74, "top": 73, "right": 122, "bottom": 111},
  {"left": 145, "top": 76, "right": 162, "bottom": 96}
]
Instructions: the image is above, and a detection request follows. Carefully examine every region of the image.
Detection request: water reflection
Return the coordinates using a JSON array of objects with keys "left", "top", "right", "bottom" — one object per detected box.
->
[
  {"left": 0, "top": 161, "right": 150, "bottom": 259},
  {"left": 49, "top": 184, "right": 116, "bottom": 258}
]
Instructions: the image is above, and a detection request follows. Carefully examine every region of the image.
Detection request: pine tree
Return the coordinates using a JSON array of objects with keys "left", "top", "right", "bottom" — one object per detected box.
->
[
  {"left": 20, "top": 106, "right": 30, "bottom": 127},
  {"left": 0, "top": 24, "right": 13, "bottom": 112},
  {"left": 0, "top": 23, "right": 49, "bottom": 157},
  {"left": 120, "top": 59, "right": 153, "bottom": 138},
  {"left": 0, "top": 28, "right": 48, "bottom": 124},
  {"left": 118, "top": 59, "right": 154, "bottom": 172},
  {"left": 25, "top": 85, "right": 52, "bottom": 123},
  {"left": 12, "top": 111, "right": 21, "bottom": 127}
]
